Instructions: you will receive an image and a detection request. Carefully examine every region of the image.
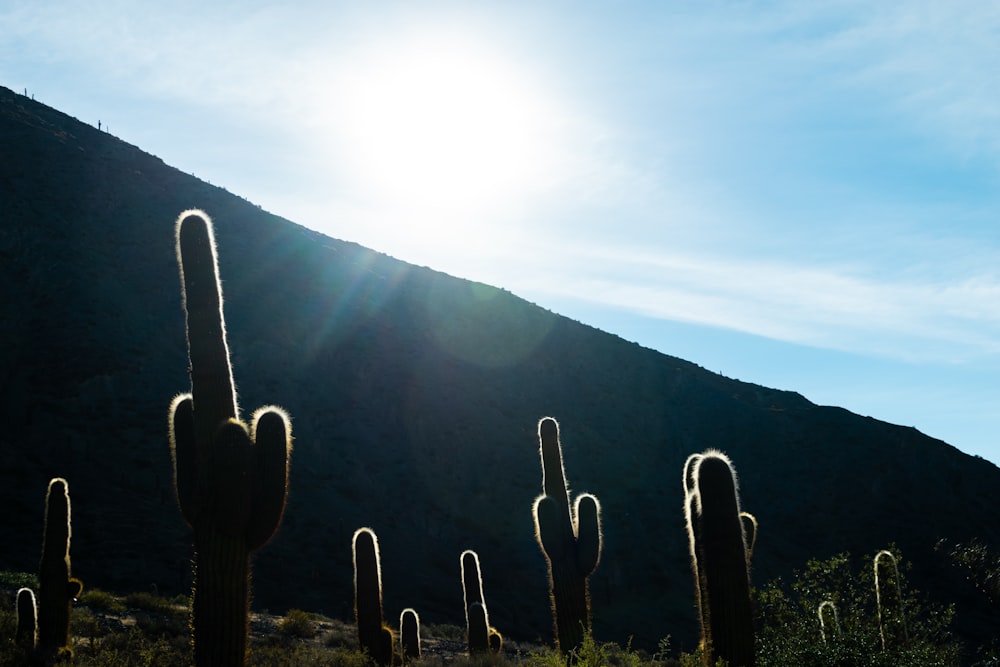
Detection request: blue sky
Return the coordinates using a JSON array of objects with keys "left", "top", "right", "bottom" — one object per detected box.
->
[{"left": 4, "top": 2, "right": 1000, "bottom": 465}]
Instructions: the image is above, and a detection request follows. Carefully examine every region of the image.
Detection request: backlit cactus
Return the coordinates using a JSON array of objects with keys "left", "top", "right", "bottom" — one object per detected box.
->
[
  {"left": 461, "top": 550, "right": 502, "bottom": 654},
  {"left": 15, "top": 587, "right": 36, "bottom": 653},
  {"left": 353, "top": 528, "right": 395, "bottom": 666},
  {"left": 168, "top": 210, "right": 292, "bottom": 667},
  {"left": 685, "top": 450, "right": 754, "bottom": 666},
  {"left": 399, "top": 608, "right": 421, "bottom": 662},
  {"left": 532, "top": 417, "right": 602, "bottom": 653},
  {"left": 818, "top": 600, "right": 840, "bottom": 643},
  {"left": 35, "top": 477, "right": 83, "bottom": 664},
  {"left": 874, "top": 549, "right": 909, "bottom": 651}
]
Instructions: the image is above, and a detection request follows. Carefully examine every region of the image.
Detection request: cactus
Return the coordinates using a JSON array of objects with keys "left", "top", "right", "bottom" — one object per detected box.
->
[
  {"left": 874, "top": 549, "right": 909, "bottom": 651},
  {"left": 33, "top": 478, "right": 84, "bottom": 664},
  {"left": 461, "top": 550, "right": 503, "bottom": 654},
  {"left": 532, "top": 417, "right": 602, "bottom": 653},
  {"left": 817, "top": 600, "right": 840, "bottom": 643},
  {"left": 685, "top": 451, "right": 754, "bottom": 667},
  {"left": 15, "top": 587, "right": 37, "bottom": 653},
  {"left": 168, "top": 210, "right": 292, "bottom": 667},
  {"left": 353, "top": 528, "right": 395, "bottom": 666},
  {"left": 399, "top": 608, "right": 421, "bottom": 662}
]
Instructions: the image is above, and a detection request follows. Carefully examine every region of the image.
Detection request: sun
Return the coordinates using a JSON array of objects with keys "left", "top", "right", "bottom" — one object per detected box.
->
[{"left": 332, "top": 30, "right": 566, "bottom": 214}]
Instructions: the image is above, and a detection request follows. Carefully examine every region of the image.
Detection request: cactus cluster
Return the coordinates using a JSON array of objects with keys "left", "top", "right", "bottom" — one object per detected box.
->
[
  {"left": 168, "top": 210, "right": 292, "bottom": 667},
  {"left": 15, "top": 478, "right": 84, "bottom": 664},
  {"left": 532, "top": 417, "right": 603, "bottom": 653},
  {"left": 684, "top": 451, "right": 755, "bottom": 667}
]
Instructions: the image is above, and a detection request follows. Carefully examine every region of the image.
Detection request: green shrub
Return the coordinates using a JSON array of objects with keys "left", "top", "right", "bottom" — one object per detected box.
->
[
  {"left": 79, "top": 588, "right": 125, "bottom": 613},
  {"left": 0, "top": 571, "right": 38, "bottom": 590},
  {"left": 755, "top": 549, "right": 960, "bottom": 666},
  {"left": 279, "top": 608, "right": 316, "bottom": 639}
]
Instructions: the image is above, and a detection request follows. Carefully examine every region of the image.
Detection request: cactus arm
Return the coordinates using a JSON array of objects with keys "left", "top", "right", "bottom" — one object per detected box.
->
[
  {"left": 534, "top": 495, "right": 570, "bottom": 562},
  {"left": 574, "top": 494, "right": 602, "bottom": 574},
  {"left": 169, "top": 393, "right": 200, "bottom": 526},
  {"left": 246, "top": 407, "right": 292, "bottom": 550}
]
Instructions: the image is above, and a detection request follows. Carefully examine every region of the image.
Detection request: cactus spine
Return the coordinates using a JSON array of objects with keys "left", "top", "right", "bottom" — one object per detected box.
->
[
  {"left": 353, "top": 528, "right": 395, "bottom": 666},
  {"left": 685, "top": 451, "right": 755, "bottom": 666},
  {"left": 399, "top": 608, "right": 421, "bottom": 662},
  {"left": 168, "top": 210, "right": 292, "bottom": 667},
  {"left": 33, "top": 478, "right": 84, "bottom": 664},
  {"left": 532, "top": 417, "right": 602, "bottom": 653},
  {"left": 461, "top": 550, "right": 503, "bottom": 654},
  {"left": 874, "top": 550, "right": 909, "bottom": 651}
]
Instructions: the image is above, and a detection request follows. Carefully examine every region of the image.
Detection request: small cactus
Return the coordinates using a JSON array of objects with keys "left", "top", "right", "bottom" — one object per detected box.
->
[
  {"left": 817, "top": 600, "right": 840, "bottom": 643},
  {"left": 532, "top": 417, "right": 602, "bottom": 653},
  {"left": 399, "top": 608, "right": 421, "bottom": 662},
  {"left": 874, "top": 549, "right": 909, "bottom": 651},
  {"left": 461, "top": 550, "right": 502, "bottom": 654},
  {"left": 685, "top": 451, "right": 754, "bottom": 667},
  {"left": 169, "top": 210, "right": 292, "bottom": 667},
  {"left": 15, "top": 587, "right": 37, "bottom": 653},
  {"left": 353, "top": 528, "right": 395, "bottom": 666}
]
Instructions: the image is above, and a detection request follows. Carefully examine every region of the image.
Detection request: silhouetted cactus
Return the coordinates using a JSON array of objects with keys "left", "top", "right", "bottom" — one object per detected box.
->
[
  {"left": 874, "top": 549, "right": 909, "bottom": 651},
  {"left": 685, "top": 451, "right": 754, "bottom": 666},
  {"left": 818, "top": 600, "right": 840, "bottom": 643},
  {"left": 15, "top": 587, "right": 37, "bottom": 653},
  {"left": 399, "top": 608, "right": 421, "bottom": 662},
  {"left": 461, "top": 550, "right": 503, "bottom": 654},
  {"left": 353, "top": 528, "right": 395, "bottom": 666},
  {"left": 33, "top": 478, "right": 84, "bottom": 665},
  {"left": 168, "top": 210, "right": 292, "bottom": 667},
  {"left": 532, "top": 417, "right": 602, "bottom": 653}
]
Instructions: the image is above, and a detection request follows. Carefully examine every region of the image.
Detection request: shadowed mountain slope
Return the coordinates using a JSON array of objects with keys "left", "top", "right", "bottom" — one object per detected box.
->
[{"left": 2, "top": 84, "right": 999, "bottom": 652}]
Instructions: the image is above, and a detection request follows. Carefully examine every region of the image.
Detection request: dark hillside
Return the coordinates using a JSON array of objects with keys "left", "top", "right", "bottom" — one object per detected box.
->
[{"left": 2, "top": 84, "right": 999, "bottom": 652}]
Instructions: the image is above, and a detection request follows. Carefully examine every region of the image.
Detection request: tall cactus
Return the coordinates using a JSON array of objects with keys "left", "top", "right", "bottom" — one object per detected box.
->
[
  {"left": 34, "top": 477, "right": 83, "bottom": 664},
  {"left": 353, "top": 528, "right": 395, "bottom": 666},
  {"left": 461, "top": 550, "right": 503, "bottom": 654},
  {"left": 168, "top": 210, "right": 292, "bottom": 667},
  {"left": 685, "top": 450, "right": 754, "bottom": 667},
  {"left": 532, "top": 417, "right": 602, "bottom": 653},
  {"left": 874, "top": 550, "right": 909, "bottom": 651},
  {"left": 399, "top": 608, "right": 421, "bottom": 662}
]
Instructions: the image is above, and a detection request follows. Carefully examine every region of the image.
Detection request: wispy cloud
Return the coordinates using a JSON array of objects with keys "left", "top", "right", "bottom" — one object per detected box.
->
[{"left": 507, "top": 238, "right": 1000, "bottom": 367}]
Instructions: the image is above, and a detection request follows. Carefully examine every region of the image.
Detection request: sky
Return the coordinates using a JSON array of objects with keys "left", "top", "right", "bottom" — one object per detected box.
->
[{"left": 4, "top": 1, "right": 1000, "bottom": 465}]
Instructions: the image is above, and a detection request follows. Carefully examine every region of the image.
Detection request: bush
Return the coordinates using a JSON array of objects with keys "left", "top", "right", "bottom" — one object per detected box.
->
[
  {"left": 755, "top": 549, "right": 960, "bottom": 666},
  {"left": 79, "top": 588, "right": 125, "bottom": 613},
  {"left": 279, "top": 608, "right": 317, "bottom": 639}
]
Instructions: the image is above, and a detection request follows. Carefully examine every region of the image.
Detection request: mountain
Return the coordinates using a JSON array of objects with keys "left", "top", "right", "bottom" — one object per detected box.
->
[{"left": 2, "top": 84, "right": 999, "bottom": 653}]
